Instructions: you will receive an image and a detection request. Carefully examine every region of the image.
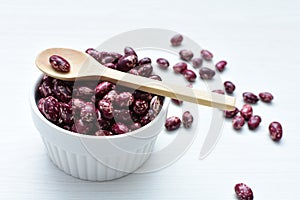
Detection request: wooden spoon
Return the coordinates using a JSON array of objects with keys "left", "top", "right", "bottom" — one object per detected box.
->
[{"left": 35, "top": 48, "right": 235, "bottom": 110}]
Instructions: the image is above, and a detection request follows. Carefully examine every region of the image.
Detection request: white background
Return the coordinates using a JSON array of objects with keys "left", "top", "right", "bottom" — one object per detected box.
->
[{"left": 1, "top": 0, "right": 300, "bottom": 199}]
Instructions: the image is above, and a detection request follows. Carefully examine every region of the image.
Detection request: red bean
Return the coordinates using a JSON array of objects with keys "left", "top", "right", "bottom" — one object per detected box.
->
[
  {"left": 73, "top": 86, "right": 94, "bottom": 100},
  {"left": 73, "top": 119, "right": 94, "bottom": 134},
  {"left": 85, "top": 48, "right": 101, "bottom": 62},
  {"left": 139, "top": 57, "right": 152, "bottom": 66},
  {"left": 247, "top": 115, "right": 261, "bottom": 130},
  {"left": 98, "top": 99, "right": 114, "bottom": 119},
  {"left": 170, "top": 34, "right": 183, "bottom": 46},
  {"left": 171, "top": 98, "right": 183, "bottom": 105},
  {"left": 95, "top": 82, "right": 115, "bottom": 99},
  {"left": 116, "top": 54, "right": 138, "bottom": 72},
  {"left": 95, "top": 130, "right": 114, "bottom": 136},
  {"left": 105, "top": 52, "right": 122, "bottom": 64},
  {"left": 128, "top": 68, "right": 139, "bottom": 76},
  {"left": 182, "top": 111, "right": 193, "bottom": 128},
  {"left": 149, "top": 74, "right": 162, "bottom": 81},
  {"left": 71, "top": 98, "right": 86, "bottom": 114},
  {"left": 111, "top": 122, "right": 129, "bottom": 134},
  {"left": 224, "top": 107, "right": 239, "bottom": 118},
  {"left": 86, "top": 48, "right": 121, "bottom": 65},
  {"left": 243, "top": 92, "right": 259, "bottom": 104},
  {"left": 224, "top": 81, "right": 235, "bottom": 94},
  {"left": 259, "top": 92, "right": 273, "bottom": 102},
  {"left": 199, "top": 67, "right": 215, "bottom": 80},
  {"left": 232, "top": 115, "right": 245, "bottom": 130},
  {"left": 113, "top": 109, "right": 131, "bottom": 123},
  {"left": 114, "top": 92, "right": 134, "bottom": 108},
  {"left": 96, "top": 109, "right": 111, "bottom": 130},
  {"left": 191, "top": 57, "right": 203, "bottom": 68},
  {"left": 58, "top": 102, "right": 74, "bottom": 124},
  {"left": 104, "top": 63, "right": 116, "bottom": 69},
  {"left": 52, "top": 79, "right": 72, "bottom": 103},
  {"left": 133, "top": 91, "right": 153, "bottom": 102},
  {"left": 150, "top": 96, "right": 162, "bottom": 114},
  {"left": 182, "top": 69, "right": 197, "bottom": 82},
  {"left": 200, "top": 49, "right": 213, "bottom": 61},
  {"left": 240, "top": 104, "right": 253, "bottom": 120},
  {"left": 179, "top": 50, "right": 194, "bottom": 61},
  {"left": 156, "top": 58, "right": 169, "bottom": 69},
  {"left": 124, "top": 47, "right": 137, "bottom": 56},
  {"left": 39, "top": 80, "right": 53, "bottom": 97},
  {"left": 173, "top": 62, "right": 188, "bottom": 74},
  {"left": 215, "top": 60, "right": 227, "bottom": 72},
  {"left": 234, "top": 183, "right": 254, "bottom": 200},
  {"left": 49, "top": 55, "right": 71, "bottom": 73},
  {"left": 212, "top": 90, "right": 225, "bottom": 95},
  {"left": 269, "top": 122, "right": 283, "bottom": 141},
  {"left": 140, "top": 112, "right": 152, "bottom": 126},
  {"left": 165, "top": 116, "right": 181, "bottom": 131},
  {"left": 38, "top": 96, "right": 60, "bottom": 122},
  {"left": 80, "top": 102, "right": 96, "bottom": 123},
  {"left": 102, "top": 90, "right": 118, "bottom": 102},
  {"left": 133, "top": 100, "right": 149, "bottom": 115},
  {"left": 137, "top": 63, "right": 153, "bottom": 77}
]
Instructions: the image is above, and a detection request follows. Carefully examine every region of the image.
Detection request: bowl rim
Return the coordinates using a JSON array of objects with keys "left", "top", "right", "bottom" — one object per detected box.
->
[{"left": 30, "top": 74, "right": 170, "bottom": 140}]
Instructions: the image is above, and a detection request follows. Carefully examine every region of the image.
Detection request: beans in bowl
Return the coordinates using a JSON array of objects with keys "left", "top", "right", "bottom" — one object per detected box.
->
[{"left": 37, "top": 47, "right": 164, "bottom": 136}]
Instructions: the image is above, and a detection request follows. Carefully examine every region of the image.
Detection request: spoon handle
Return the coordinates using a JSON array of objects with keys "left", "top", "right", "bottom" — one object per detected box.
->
[
  {"left": 35, "top": 47, "right": 235, "bottom": 110},
  {"left": 85, "top": 64, "right": 235, "bottom": 110}
]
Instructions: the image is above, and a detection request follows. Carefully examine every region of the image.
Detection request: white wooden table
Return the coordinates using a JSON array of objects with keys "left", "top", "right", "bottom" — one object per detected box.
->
[{"left": 1, "top": 0, "right": 300, "bottom": 199}]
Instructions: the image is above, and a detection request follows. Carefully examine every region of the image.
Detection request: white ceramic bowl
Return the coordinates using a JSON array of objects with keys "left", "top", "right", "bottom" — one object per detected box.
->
[{"left": 30, "top": 75, "right": 170, "bottom": 181}]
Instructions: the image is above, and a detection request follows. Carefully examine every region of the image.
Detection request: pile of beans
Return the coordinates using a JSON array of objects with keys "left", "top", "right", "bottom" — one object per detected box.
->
[
  {"left": 169, "top": 33, "right": 284, "bottom": 199},
  {"left": 168, "top": 33, "right": 283, "bottom": 143},
  {"left": 38, "top": 47, "right": 165, "bottom": 136}
]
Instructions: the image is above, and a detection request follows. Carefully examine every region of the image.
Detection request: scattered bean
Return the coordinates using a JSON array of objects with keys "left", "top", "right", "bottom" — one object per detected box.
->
[
  {"left": 224, "top": 81, "right": 235, "bottom": 94},
  {"left": 259, "top": 92, "right": 273, "bottom": 103},
  {"left": 269, "top": 122, "right": 283, "bottom": 141},
  {"left": 170, "top": 34, "right": 183, "bottom": 46},
  {"left": 247, "top": 115, "right": 261, "bottom": 130},
  {"left": 243, "top": 92, "right": 259, "bottom": 104},
  {"left": 139, "top": 57, "right": 152, "bottom": 66},
  {"left": 165, "top": 116, "right": 181, "bottom": 131},
  {"left": 182, "top": 69, "right": 197, "bottom": 82},
  {"left": 156, "top": 58, "right": 169, "bottom": 69},
  {"left": 173, "top": 62, "right": 188, "bottom": 74},
  {"left": 191, "top": 57, "right": 203, "bottom": 68},
  {"left": 234, "top": 183, "right": 254, "bottom": 200},
  {"left": 138, "top": 63, "right": 153, "bottom": 77},
  {"left": 215, "top": 60, "right": 227, "bottom": 72},
  {"left": 179, "top": 50, "right": 194, "bottom": 61},
  {"left": 212, "top": 89, "right": 225, "bottom": 95},
  {"left": 224, "top": 107, "right": 239, "bottom": 118},
  {"left": 171, "top": 98, "right": 183, "bottom": 105},
  {"left": 199, "top": 67, "right": 215, "bottom": 80},
  {"left": 182, "top": 111, "right": 193, "bottom": 128},
  {"left": 240, "top": 104, "right": 253, "bottom": 120},
  {"left": 232, "top": 115, "right": 245, "bottom": 130},
  {"left": 200, "top": 49, "right": 213, "bottom": 61},
  {"left": 116, "top": 54, "right": 138, "bottom": 72}
]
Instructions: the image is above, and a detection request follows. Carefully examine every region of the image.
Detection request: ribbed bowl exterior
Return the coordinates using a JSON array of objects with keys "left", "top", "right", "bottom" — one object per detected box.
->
[{"left": 30, "top": 75, "right": 169, "bottom": 181}]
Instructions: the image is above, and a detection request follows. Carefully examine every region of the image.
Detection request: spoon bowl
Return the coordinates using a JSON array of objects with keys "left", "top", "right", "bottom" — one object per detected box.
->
[{"left": 35, "top": 48, "right": 236, "bottom": 110}]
